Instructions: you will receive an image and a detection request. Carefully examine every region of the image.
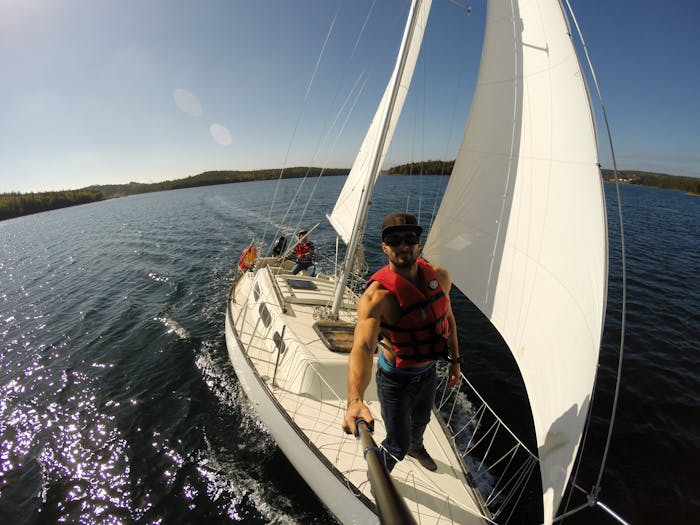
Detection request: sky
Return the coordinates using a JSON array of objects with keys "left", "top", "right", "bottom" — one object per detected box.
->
[{"left": 1, "top": 0, "right": 698, "bottom": 193}]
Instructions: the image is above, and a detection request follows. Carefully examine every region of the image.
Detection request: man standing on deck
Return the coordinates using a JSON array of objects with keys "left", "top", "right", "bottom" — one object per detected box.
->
[{"left": 342, "top": 212, "right": 462, "bottom": 472}]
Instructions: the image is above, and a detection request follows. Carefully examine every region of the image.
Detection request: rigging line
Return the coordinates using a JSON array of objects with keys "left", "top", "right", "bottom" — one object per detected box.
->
[
  {"left": 331, "top": 0, "right": 426, "bottom": 316},
  {"left": 561, "top": 402, "right": 591, "bottom": 520},
  {"left": 561, "top": 478, "right": 628, "bottom": 524},
  {"left": 322, "top": 1, "right": 381, "bottom": 176},
  {"left": 500, "top": 460, "right": 538, "bottom": 524},
  {"left": 461, "top": 375, "right": 538, "bottom": 460},
  {"left": 484, "top": 0, "right": 520, "bottom": 306},
  {"left": 552, "top": 498, "right": 629, "bottom": 525},
  {"left": 562, "top": 350, "right": 601, "bottom": 514},
  {"left": 262, "top": 1, "right": 342, "bottom": 247},
  {"left": 448, "top": 0, "right": 473, "bottom": 15},
  {"left": 322, "top": 71, "right": 367, "bottom": 157},
  {"left": 298, "top": 82, "right": 370, "bottom": 230},
  {"left": 327, "top": 74, "right": 369, "bottom": 170},
  {"left": 564, "top": 0, "right": 628, "bottom": 502},
  {"left": 350, "top": 0, "right": 377, "bottom": 59},
  {"left": 484, "top": 447, "right": 527, "bottom": 506},
  {"left": 490, "top": 456, "right": 535, "bottom": 517},
  {"left": 279, "top": 75, "right": 365, "bottom": 244},
  {"left": 413, "top": 39, "right": 427, "bottom": 224},
  {"left": 427, "top": 3, "right": 472, "bottom": 233},
  {"left": 300, "top": 74, "right": 369, "bottom": 224},
  {"left": 305, "top": 3, "right": 341, "bottom": 101},
  {"left": 283, "top": 2, "right": 380, "bottom": 235},
  {"left": 596, "top": 500, "right": 631, "bottom": 525}
]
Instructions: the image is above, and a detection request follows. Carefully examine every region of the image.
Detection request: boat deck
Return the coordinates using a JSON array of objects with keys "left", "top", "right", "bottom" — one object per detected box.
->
[{"left": 227, "top": 261, "right": 489, "bottom": 524}]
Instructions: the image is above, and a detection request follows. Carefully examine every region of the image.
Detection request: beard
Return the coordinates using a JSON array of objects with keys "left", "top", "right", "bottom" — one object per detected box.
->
[{"left": 389, "top": 250, "right": 418, "bottom": 268}]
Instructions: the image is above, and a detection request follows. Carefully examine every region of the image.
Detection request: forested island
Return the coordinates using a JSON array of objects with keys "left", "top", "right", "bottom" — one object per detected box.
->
[
  {"left": 388, "top": 161, "right": 700, "bottom": 195},
  {"left": 1, "top": 163, "right": 696, "bottom": 221}
]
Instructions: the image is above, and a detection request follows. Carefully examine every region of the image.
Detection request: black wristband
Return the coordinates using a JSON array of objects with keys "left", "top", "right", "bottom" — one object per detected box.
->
[{"left": 446, "top": 355, "right": 462, "bottom": 364}]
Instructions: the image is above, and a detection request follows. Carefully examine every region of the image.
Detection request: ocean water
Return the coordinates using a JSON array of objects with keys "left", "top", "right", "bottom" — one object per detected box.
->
[{"left": 0, "top": 176, "right": 697, "bottom": 524}]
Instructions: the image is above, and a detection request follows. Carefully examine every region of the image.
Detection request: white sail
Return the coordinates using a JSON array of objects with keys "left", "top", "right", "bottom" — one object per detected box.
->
[
  {"left": 328, "top": 0, "right": 432, "bottom": 244},
  {"left": 423, "top": 1, "right": 607, "bottom": 523}
]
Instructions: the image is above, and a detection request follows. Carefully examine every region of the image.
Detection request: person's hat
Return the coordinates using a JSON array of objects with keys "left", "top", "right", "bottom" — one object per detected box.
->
[
  {"left": 298, "top": 230, "right": 308, "bottom": 236},
  {"left": 381, "top": 212, "right": 423, "bottom": 239}
]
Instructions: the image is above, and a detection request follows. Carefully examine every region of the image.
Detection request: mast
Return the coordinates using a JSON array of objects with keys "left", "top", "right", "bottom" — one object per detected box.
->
[{"left": 330, "top": 0, "right": 426, "bottom": 316}]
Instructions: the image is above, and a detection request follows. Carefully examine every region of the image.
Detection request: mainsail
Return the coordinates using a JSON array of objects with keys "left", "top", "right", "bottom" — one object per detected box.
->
[
  {"left": 327, "top": 0, "right": 432, "bottom": 245},
  {"left": 423, "top": 1, "right": 607, "bottom": 523}
]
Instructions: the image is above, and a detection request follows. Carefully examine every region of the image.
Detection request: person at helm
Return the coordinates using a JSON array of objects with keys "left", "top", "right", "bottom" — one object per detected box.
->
[{"left": 291, "top": 230, "right": 317, "bottom": 277}]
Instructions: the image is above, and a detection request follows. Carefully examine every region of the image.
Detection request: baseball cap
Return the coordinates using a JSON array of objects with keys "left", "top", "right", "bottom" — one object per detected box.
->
[{"left": 381, "top": 212, "right": 423, "bottom": 239}]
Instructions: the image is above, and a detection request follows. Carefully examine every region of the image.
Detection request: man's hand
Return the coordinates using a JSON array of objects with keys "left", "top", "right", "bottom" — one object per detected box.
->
[
  {"left": 342, "top": 399, "right": 374, "bottom": 435},
  {"left": 448, "top": 362, "right": 461, "bottom": 388}
]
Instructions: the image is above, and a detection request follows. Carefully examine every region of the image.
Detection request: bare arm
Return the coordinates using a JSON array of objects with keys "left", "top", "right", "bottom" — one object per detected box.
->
[
  {"left": 436, "top": 266, "right": 462, "bottom": 387},
  {"left": 342, "top": 284, "right": 384, "bottom": 435}
]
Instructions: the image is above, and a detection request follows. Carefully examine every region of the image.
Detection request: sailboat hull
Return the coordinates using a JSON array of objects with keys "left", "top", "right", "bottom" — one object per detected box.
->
[
  {"left": 225, "top": 305, "right": 377, "bottom": 524},
  {"left": 225, "top": 259, "right": 489, "bottom": 524}
]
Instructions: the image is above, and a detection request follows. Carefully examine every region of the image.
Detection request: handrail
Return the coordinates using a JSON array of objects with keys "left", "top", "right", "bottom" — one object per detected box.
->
[{"left": 265, "top": 265, "right": 288, "bottom": 313}]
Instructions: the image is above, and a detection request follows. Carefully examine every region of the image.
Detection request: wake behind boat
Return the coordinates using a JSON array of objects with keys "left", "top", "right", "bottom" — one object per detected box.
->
[{"left": 226, "top": 0, "right": 628, "bottom": 523}]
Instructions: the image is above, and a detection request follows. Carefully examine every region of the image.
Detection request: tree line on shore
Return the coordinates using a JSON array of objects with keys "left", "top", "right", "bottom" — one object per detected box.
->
[
  {"left": 600, "top": 169, "right": 700, "bottom": 195},
  {"left": 1, "top": 164, "right": 696, "bottom": 221},
  {"left": 387, "top": 160, "right": 455, "bottom": 175},
  {"left": 388, "top": 162, "right": 700, "bottom": 196},
  {"left": 0, "top": 189, "right": 104, "bottom": 221},
  {"left": 0, "top": 168, "right": 347, "bottom": 220},
  {"left": 84, "top": 166, "right": 349, "bottom": 199}
]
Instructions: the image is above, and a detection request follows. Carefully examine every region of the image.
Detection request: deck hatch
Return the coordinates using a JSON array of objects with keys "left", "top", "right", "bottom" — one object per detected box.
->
[
  {"left": 286, "top": 278, "right": 318, "bottom": 290},
  {"left": 313, "top": 320, "right": 356, "bottom": 353}
]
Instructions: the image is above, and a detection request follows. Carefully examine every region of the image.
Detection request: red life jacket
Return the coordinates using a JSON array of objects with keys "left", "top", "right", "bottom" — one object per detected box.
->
[
  {"left": 295, "top": 242, "right": 314, "bottom": 262},
  {"left": 369, "top": 258, "right": 450, "bottom": 368}
]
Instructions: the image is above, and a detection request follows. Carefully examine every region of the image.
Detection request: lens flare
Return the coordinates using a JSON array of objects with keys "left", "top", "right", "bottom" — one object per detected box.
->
[
  {"left": 210, "top": 124, "right": 232, "bottom": 146},
  {"left": 173, "top": 88, "right": 203, "bottom": 117}
]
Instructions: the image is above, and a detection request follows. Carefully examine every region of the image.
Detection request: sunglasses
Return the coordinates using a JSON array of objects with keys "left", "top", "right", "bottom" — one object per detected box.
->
[{"left": 383, "top": 232, "right": 420, "bottom": 247}]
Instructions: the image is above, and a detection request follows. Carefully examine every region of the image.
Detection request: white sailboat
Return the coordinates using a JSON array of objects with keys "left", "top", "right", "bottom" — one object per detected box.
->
[{"left": 225, "top": 1, "right": 620, "bottom": 523}]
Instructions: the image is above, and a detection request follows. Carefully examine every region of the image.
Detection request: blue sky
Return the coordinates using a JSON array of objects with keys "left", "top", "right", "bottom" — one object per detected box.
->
[{"left": 1, "top": 0, "right": 698, "bottom": 193}]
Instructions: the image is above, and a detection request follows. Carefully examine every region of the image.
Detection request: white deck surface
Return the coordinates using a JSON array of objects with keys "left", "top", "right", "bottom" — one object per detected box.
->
[{"left": 227, "top": 262, "right": 489, "bottom": 524}]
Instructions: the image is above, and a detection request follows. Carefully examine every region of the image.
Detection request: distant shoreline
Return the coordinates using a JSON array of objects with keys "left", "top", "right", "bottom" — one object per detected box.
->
[
  {"left": 599, "top": 169, "right": 699, "bottom": 197},
  {"left": 386, "top": 161, "right": 700, "bottom": 196},
  {"left": 1, "top": 164, "right": 696, "bottom": 221}
]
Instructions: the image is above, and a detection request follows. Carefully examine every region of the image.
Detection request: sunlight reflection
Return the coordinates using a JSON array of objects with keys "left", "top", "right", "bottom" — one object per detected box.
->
[{"left": 1, "top": 365, "right": 133, "bottom": 522}]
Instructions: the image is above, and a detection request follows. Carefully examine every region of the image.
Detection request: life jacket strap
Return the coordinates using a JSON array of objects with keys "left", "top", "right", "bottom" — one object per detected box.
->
[
  {"left": 380, "top": 310, "right": 448, "bottom": 333},
  {"left": 398, "top": 290, "right": 445, "bottom": 317}
]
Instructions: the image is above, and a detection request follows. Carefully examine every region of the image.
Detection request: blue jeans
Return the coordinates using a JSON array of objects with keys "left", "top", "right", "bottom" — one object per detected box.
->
[
  {"left": 376, "top": 365, "right": 436, "bottom": 471},
  {"left": 291, "top": 261, "right": 316, "bottom": 277}
]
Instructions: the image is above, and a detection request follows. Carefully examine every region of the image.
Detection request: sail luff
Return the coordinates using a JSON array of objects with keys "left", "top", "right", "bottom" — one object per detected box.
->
[
  {"left": 327, "top": 0, "right": 432, "bottom": 245},
  {"left": 330, "top": 0, "right": 432, "bottom": 315},
  {"left": 423, "top": 0, "right": 607, "bottom": 523}
]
